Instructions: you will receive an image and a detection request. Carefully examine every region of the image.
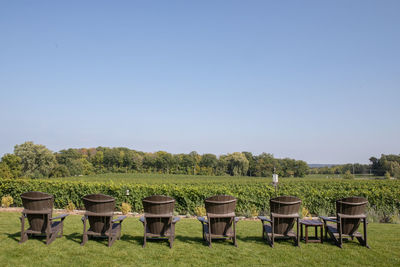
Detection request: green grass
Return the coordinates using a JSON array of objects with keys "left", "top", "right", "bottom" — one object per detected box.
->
[
  {"left": 46, "top": 173, "right": 383, "bottom": 185},
  {"left": 0, "top": 212, "right": 399, "bottom": 266}
]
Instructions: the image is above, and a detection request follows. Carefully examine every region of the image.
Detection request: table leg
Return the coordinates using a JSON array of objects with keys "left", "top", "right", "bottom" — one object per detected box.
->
[
  {"left": 300, "top": 224, "right": 303, "bottom": 240},
  {"left": 320, "top": 225, "right": 323, "bottom": 243},
  {"left": 305, "top": 225, "right": 308, "bottom": 243}
]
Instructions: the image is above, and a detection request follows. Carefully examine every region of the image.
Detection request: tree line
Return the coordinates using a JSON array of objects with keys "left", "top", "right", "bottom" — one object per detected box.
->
[
  {"left": 308, "top": 155, "right": 400, "bottom": 179},
  {"left": 1, "top": 142, "right": 398, "bottom": 179},
  {"left": 0, "top": 141, "right": 309, "bottom": 179}
]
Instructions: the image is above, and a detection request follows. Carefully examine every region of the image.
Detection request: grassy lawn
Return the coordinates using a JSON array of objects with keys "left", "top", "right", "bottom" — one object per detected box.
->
[
  {"left": 0, "top": 212, "right": 399, "bottom": 266},
  {"left": 46, "top": 173, "right": 382, "bottom": 184}
]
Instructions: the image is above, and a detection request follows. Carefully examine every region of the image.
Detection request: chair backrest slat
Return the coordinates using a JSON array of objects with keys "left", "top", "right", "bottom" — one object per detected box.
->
[
  {"left": 21, "top": 191, "right": 53, "bottom": 233},
  {"left": 143, "top": 195, "right": 175, "bottom": 236},
  {"left": 205, "top": 195, "right": 237, "bottom": 236},
  {"left": 83, "top": 194, "right": 115, "bottom": 233},
  {"left": 336, "top": 196, "right": 367, "bottom": 235},
  {"left": 270, "top": 196, "right": 301, "bottom": 235}
]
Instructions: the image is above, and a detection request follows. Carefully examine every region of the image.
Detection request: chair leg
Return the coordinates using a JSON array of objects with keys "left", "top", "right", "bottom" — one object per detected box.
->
[
  {"left": 271, "top": 222, "right": 274, "bottom": 248},
  {"left": 19, "top": 217, "right": 28, "bottom": 244},
  {"left": 233, "top": 220, "right": 237, "bottom": 247},
  {"left": 81, "top": 233, "right": 88, "bottom": 246},
  {"left": 19, "top": 232, "right": 28, "bottom": 244},
  {"left": 338, "top": 220, "right": 343, "bottom": 248},
  {"left": 364, "top": 218, "right": 368, "bottom": 248},
  {"left": 296, "top": 218, "right": 300, "bottom": 246},
  {"left": 143, "top": 233, "right": 147, "bottom": 248}
]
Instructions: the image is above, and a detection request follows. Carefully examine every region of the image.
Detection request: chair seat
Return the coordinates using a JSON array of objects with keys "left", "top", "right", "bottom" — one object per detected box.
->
[
  {"left": 203, "top": 224, "right": 234, "bottom": 238},
  {"left": 87, "top": 222, "right": 121, "bottom": 237},
  {"left": 263, "top": 225, "right": 297, "bottom": 237},
  {"left": 326, "top": 225, "right": 362, "bottom": 238}
]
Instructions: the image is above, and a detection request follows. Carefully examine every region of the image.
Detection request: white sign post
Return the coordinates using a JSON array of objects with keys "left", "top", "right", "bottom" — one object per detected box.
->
[{"left": 272, "top": 174, "right": 279, "bottom": 195}]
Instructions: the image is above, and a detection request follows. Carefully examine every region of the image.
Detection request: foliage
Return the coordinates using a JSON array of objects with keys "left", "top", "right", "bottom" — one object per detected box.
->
[
  {"left": 14, "top": 141, "right": 57, "bottom": 178},
  {"left": 343, "top": 170, "right": 354, "bottom": 179},
  {"left": 194, "top": 206, "right": 206, "bottom": 216},
  {"left": 370, "top": 154, "right": 400, "bottom": 178},
  {"left": 225, "top": 152, "right": 249, "bottom": 176},
  {"left": 65, "top": 201, "right": 76, "bottom": 212},
  {"left": 385, "top": 171, "right": 391, "bottom": 180},
  {"left": 0, "top": 154, "right": 22, "bottom": 178},
  {"left": 121, "top": 202, "right": 131, "bottom": 215},
  {"left": 1, "top": 178, "right": 399, "bottom": 217},
  {"left": 4, "top": 142, "right": 311, "bottom": 178},
  {"left": 0, "top": 163, "right": 13, "bottom": 179},
  {"left": 301, "top": 207, "right": 312, "bottom": 219},
  {"left": 1, "top": 195, "right": 13, "bottom": 208}
]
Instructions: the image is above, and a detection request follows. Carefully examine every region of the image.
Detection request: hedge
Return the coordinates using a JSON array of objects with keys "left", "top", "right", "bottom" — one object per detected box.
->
[{"left": 1, "top": 179, "right": 399, "bottom": 216}]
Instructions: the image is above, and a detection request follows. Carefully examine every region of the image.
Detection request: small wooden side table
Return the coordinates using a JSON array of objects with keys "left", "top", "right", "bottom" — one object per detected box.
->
[{"left": 300, "top": 219, "right": 323, "bottom": 243}]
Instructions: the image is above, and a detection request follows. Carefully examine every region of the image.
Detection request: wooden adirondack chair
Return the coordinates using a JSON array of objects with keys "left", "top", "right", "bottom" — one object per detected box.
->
[
  {"left": 258, "top": 196, "right": 301, "bottom": 247},
  {"left": 140, "top": 195, "right": 180, "bottom": 248},
  {"left": 320, "top": 196, "right": 369, "bottom": 248},
  {"left": 20, "top": 191, "right": 68, "bottom": 245},
  {"left": 81, "top": 194, "right": 126, "bottom": 247},
  {"left": 197, "top": 195, "right": 239, "bottom": 247}
]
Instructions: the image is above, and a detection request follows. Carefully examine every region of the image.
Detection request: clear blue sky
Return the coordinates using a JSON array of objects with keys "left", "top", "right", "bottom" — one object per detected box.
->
[{"left": 1, "top": 1, "right": 399, "bottom": 164}]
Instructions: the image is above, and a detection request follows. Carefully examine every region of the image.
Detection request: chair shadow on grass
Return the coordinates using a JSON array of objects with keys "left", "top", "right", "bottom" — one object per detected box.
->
[
  {"left": 175, "top": 235, "right": 208, "bottom": 246},
  {"left": 6, "top": 232, "right": 48, "bottom": 245},
  {"left": 6, "top": 232, "right": 21, "bottom": 243},
  {"left": 175, "top": 234, "right": 243, "bottom": 247},
  {"left": 64, "top": 232, "right": 143, "bottom": 247},
  {"left": 64, "top": 232, "right": 83, "bottom": 245},
  {"left": 120, "top": 234, "right": 143, "bottom": 245},
  {"left": 237, "top": 234, "right": 300, "bottom": 247}
]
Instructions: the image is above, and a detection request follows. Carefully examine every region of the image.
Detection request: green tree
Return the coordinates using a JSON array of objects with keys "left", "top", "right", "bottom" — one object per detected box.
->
[
  {"left": 1, "top": 154, "right": 22, "bottom": 178},
  {"left": 0, "top": 162, "right": 12, "bottom": 179},
  {"left": 343, "top": 170, "right": 354, "bottom": 180},
  {"left": 14, "top": 142, "right": 57, "bottom": 178},
  {"left": 253, "top": 153, "right": 275, "bottom": 177},
  {"left": 242, "top": 152, "right": 256, "bottom": 176},
  {"left": 225, "top": 152, "right": 249, "bottom": 176}
]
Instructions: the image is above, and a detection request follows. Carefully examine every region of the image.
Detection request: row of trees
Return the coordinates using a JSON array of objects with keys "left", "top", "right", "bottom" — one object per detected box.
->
[
  {"left": 0, "top": 142, "right": 309, "bottom": 179},
  {"left": 370, "top": 154, "right": 400, "bottom": 178},
  {"left": 2, "top": 142, "right": 398, "bottom": 179},
  {"left": 309, "top": 155, "right": 400, "bottom": 179},
  {"left": 309, "top": 163, "right": 371, "bottom": 175}
]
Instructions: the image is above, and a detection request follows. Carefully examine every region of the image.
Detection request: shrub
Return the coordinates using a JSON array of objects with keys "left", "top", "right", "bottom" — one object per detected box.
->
[
  {"left": 0, "top": 178, "right": 399, "bottom": 218},
  {"left": 343, "top": 170, "right": 354, "bottom": 179},
  {"left": 301, "top": 207, "right": 312, "bottom": 219},
  {"left": 65, "top": 201, "right": 76, "bottom": 212},
  {"left": 121, "top": 202, "right": 131, "bottom": 215},
  {"left": 385, "top": 171, "right": 391, "bottom": 180},
  {"left": 194, "top": 206, "right": 206, "bottom": 216},
  {"left": 1, "top": 195, "right": 13, "bottom": 208}
]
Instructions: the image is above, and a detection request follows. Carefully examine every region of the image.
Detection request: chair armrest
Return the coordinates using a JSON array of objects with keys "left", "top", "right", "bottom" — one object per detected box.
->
[
  {"left": 257, "top": 216, "right": 272, "bottom": 223},
  {"left": 112, "top": 215, "right": 127, "bottom": 223},
  {"left": 337, "top": 213, "right": 366, "bottom": 219},
  {"left": 51, "top": 214, "right": 69, "bottom": 220},
  {"left": 172, "top": 216, "right": 180, "bottom": 223},
  {"left": 319, "top": 216, "right": 337, "bottom": 223},
  {"left": 197, "top": 216, "right": 208, "bottom": 224},
  {"left": 271, "top": 213, "right": 299, "bottom": 218},
  {"left": 139, "top": 216, "right": 145, "bottom": 223}
]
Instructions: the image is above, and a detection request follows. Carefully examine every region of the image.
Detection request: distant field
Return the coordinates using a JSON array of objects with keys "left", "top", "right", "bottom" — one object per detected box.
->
[{"left": 48, "top": 173, "right": 383, "bottom": 184}]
